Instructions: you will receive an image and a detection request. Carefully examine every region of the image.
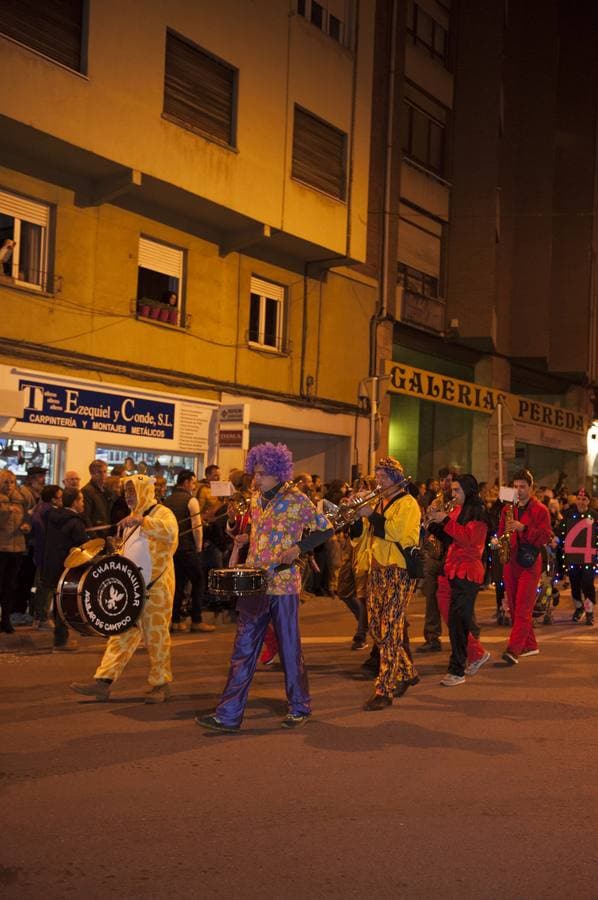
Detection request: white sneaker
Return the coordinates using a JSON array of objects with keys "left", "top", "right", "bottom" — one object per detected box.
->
[
  {"left": 440, "top": 673, "right": 466, "bottom": 687},
  {"left": 519, "top": 648, "right": 539, "bottom": 657},
  {"left": 465, "top": 650, "right": 491, "bottom": 676}
]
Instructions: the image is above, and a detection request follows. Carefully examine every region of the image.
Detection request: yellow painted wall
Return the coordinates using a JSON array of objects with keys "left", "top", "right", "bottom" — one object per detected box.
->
[
  {"left": 0, "top": 166, "right": 376, "bottom": 408},
  {"left": 0, "top": 1, "right": 374, "bottom": 261}
]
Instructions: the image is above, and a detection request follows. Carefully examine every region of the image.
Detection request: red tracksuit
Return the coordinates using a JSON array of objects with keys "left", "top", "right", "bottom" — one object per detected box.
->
[
  {"left": 437, "top": 508, "right": 488, "bottom": 664},
  {"left": 499, "top": 499, "right": 552, "bottom": 655}
]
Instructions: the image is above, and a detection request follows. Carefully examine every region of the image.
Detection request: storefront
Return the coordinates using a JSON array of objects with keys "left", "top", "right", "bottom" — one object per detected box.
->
[
  {"left": 385, "top": 358, "right": 589, "bottom": 487},
  {"left": 0, "top": 365, "right": 218, "bottom": 485}
]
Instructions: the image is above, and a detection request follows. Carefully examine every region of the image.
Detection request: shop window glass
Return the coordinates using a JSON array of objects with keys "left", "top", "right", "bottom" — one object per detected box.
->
[
  {"left": 95, "top": 447, "right": 203, "bottom": 488},
  {"left": 0, "top": 437, "right": 60, "bottom": 482}
]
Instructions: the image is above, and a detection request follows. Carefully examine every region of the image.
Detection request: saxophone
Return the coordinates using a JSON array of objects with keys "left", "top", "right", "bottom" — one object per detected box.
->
[{"left": 498, "top": 502, "right": 514, "bottom": 565}]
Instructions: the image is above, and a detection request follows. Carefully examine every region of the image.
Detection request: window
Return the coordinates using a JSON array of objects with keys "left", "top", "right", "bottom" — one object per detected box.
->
[
  {"left": 398, "top": 263, "right": 439, "bottom": 299},
  {"left": 400, "top": 85, "right": 447, "bottom": 176},
  {"left": 397, "top": 202, "right": 444, "bottom": 296},
  {"left": 163, "top": 30, "right": 237, "bottom": 147},
  {"left": 136, "top": 237, "right": 184, "bottom": 326},
  {"left": 297, "top": 0, "right": 346, "bottom": 44},
  {"left": 292, "top": 106, "right": 347, "bottom": 200},
  {"left": 406, "top": 1, "right": 449, "bottom": 66},
  {"left": 0, "top": 190, "right": 50, "bottom": 291},
  {"left": 0, "top": 0, "right": 86, "bottom": 72},
  {"left": 249, "top": 277, "right": 285, "bottom": 352}
]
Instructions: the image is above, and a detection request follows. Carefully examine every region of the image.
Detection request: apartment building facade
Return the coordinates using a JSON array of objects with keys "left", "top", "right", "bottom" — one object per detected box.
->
[
  {"left": 0, "top": 0, "right": 377, "bottom": 484},
  {"left": 367, "top": 0, "right": 598, "bottom": 489}
]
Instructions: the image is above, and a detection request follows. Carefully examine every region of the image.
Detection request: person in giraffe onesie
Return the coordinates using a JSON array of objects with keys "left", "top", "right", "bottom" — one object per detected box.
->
[{"left": 70, "top": 474, "right": 178, "bottom": 704}]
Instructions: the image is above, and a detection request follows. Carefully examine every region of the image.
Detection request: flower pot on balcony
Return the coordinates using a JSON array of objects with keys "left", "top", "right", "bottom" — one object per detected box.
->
[
  {"left": 159, "top": 307, "right": 170, "bottom": 322},
  {"left": 149, "top": 306, "right": 161, "bottom": 320},
  {"left": 168, "top": 308, "right": 179, "bottom": 325},
  {"left": 138, "top": 303, "right": 151, "bottom": 318}
]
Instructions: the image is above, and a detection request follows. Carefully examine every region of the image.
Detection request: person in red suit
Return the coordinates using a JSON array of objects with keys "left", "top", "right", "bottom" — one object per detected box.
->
[
  {"left": 428, "top": 474, "right": 490, "bottom": 686},
  {"left": 498, "top": 469, "right": 552, "bottom": 665}
]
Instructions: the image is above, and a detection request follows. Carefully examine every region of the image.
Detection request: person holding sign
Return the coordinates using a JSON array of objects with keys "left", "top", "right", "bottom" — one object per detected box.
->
[
  {"left": 558, "top": 488, "right": 597, "bottom": 626},
  {"left": 498, "top": 470, "right": 552, "bottom": 665}
]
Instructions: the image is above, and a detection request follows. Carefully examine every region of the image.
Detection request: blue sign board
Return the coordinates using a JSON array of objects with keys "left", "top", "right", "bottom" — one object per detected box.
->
[{"left": 18, "top": 380, "right": 175, "bottom": 440}]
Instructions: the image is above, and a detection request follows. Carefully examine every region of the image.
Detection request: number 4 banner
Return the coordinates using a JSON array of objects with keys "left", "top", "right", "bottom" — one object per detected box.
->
[{"left": 563, "top": 517, "right": 598, "bottom": 567}]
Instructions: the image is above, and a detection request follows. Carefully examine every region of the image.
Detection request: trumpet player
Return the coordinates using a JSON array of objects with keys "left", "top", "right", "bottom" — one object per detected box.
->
[
  {"left": 498, "top": 469, "right": 552, "bottom": 665},
  {"left": 352, "top": 457, "right": 421, "bottom": 711},
  {"left": 418, "top": 467, "right": 454, "bottom": 654}
]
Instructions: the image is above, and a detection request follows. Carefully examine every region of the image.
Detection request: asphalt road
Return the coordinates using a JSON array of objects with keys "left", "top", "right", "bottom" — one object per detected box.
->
[{"left": 1, "top": 589, "right": 597, "bottom": 900}]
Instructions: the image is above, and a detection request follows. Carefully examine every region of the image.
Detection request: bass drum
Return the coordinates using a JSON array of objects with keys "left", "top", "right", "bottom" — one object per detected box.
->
[
  {"left": 57, "top": 554, "right": 146, "bottom": 637},
  {"left": 208, "top": 566, "right": 266, "bottom": 597}
]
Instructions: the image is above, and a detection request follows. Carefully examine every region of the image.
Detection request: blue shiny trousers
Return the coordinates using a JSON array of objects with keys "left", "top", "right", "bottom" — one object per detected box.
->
[{"left": 215, "top": 593, "right": 311, "bottom": 727}]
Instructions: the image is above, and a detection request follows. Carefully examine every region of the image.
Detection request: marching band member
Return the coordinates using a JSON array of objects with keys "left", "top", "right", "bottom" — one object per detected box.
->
[
  {"left": 353, "top": 457, "right": 421, "bottom": 711},
  {"left": 559, "top": 488, "right": 597, "bottom": 625},
  {"left": 196, "top": 442, "right": 332, "bottom": 733},
  {"left": 70, "top": 475, "right": 178, "bottom": 702},
  {"left": 427, "top": 474, "right": 491, "bottom": 686},
  {"left": 498, "top": 469, "right": 552, "bottom": 665}
]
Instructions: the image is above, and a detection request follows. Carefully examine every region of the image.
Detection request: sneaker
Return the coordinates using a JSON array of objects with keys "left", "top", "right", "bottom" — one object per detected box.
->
[
  {"left": 281, "top": 713, "right": 310, "bottom": 729},
  {"left": 416, "top": 641, "right": 442, "bottom": 654},
  {"left": 465, "top": 650, "right": 491, "bottom": 676},
  {"left": 70, "top": 679, "right": 111, "bottom": 701},
  {"left": 195, "top": 714, "right": 239, "bottom": 734},
  {"left": 519, "top": 648, "right": 540, "bottom": 657},
  {"left": 572, "top": 607, "right": 584, "bottom": 623},
  {"left": 351, "top": 638, "right": 369, "bottom": 651},
  {"left": 262, "top": 654, "right": 278, "bottom": 668},
  {"left": 53, "top": 642, "right": 79, "bottom": 652},
  {"left": 363, "top": 693, "right": 392, "bottom": 711},
  {"left": 502, "top": 649, "right": 518, "bottom": 666},
  {"left": 144, "top": 684, "right": 171, "bottom": 704},
  {"left": 440, "top": 673, "right": 466, "bottom": 687},
  {"left": 191, "top": 622, "right": 216, "bottom": 633},
  {"left": 585, "top": 612, "right": 594, "bottom": 626}
]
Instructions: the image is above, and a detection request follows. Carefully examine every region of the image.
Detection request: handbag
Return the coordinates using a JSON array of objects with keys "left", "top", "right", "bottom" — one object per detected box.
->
[
  {"left": 516, "top": 541, "right": 540, "bottom": 568},
  {"left": 396, "top": 542, "right": 425, "bottom": 579}
]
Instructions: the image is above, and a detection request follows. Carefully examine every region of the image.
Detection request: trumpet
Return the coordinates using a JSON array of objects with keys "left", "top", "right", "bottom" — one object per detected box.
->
[{"left": 323, "top": 476, "right": 412, "bottom": 531}]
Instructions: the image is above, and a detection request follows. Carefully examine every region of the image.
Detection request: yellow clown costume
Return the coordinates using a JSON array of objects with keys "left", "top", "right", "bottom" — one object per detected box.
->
[{"left": 92, "top": 475, "right": 178, "bottom": 690}]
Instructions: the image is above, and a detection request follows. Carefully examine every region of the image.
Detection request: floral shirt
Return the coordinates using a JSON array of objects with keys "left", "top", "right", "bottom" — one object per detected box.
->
[{"left": 246, "top": 484, "right": 330, "bottom": 595}]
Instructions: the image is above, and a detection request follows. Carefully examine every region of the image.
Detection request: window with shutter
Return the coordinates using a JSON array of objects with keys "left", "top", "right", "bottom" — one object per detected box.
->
[
  {"left": 248, "top": 277, "right": 286, "bottom": 352},
  {"left": 0, "top": 189, "right": 50, "bottom": 291},
  {"left": 292, "top": 107, "right": 347, "bottom": 200},
  {"left": 163, "top": 30, "right": 237, "bottom": 147},
  {"left": 0, "top": 0, "right": 85, "bottom": 73},
  {"left": 136, "top": 236, "right": 184, "bottom": 326}
]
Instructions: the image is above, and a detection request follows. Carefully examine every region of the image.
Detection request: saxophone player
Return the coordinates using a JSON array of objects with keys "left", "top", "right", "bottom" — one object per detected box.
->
[
  {"left": 498, "top": 469, "right": 552, "bottom": 665},
  {"left": 352, "top": 457, "right": 421, "bottom": 710}
]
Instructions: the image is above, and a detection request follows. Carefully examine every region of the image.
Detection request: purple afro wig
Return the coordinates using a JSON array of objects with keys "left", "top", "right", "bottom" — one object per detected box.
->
[{"left": 246, "top": 442, "right": 293, "bottom": 482}]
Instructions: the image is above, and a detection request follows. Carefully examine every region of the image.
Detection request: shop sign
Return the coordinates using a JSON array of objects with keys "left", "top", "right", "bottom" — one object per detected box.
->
[
  {"left": 219, "top": 429, "right": 244, "bottom": 447},
  {"left": 386, "top": 362, "right": 588, "bottom": 436},
  {"left": 18, "top": 380, "right": 175, "bottom": 440},
  {"left": 220, "top": 404, "right": 246, "bottom": 423}
]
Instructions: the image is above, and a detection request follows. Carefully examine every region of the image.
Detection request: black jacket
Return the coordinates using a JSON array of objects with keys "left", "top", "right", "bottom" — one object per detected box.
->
[{"left": 42, "top": 507, "right": 89, "bottom": 588}]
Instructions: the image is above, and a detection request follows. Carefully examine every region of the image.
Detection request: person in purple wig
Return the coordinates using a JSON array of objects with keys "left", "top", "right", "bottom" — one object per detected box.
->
[{"left": 196, "top": 442, "right": 333, "bottom": 733}]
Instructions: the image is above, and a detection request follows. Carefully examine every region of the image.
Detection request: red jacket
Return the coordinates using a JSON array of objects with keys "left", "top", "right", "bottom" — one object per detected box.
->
[
  {"left": 442, "top": 507, "right": 488, "bottom": 584},
  {"left": 498, "top": 497, "right": 552, "bottom": 564}
]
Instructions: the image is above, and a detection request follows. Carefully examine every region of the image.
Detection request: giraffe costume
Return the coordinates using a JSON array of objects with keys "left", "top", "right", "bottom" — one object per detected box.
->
[{"left": 92, "top": 475, "right": 178, "bottom": 690}]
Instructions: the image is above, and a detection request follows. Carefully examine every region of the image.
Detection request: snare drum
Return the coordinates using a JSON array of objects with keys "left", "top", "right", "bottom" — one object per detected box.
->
[
  {"left": 208, "top": 566, "right": 266, "bottom": 596},
  {"left": 57, "top": 554, "right": 146, "bottom": 637}
]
